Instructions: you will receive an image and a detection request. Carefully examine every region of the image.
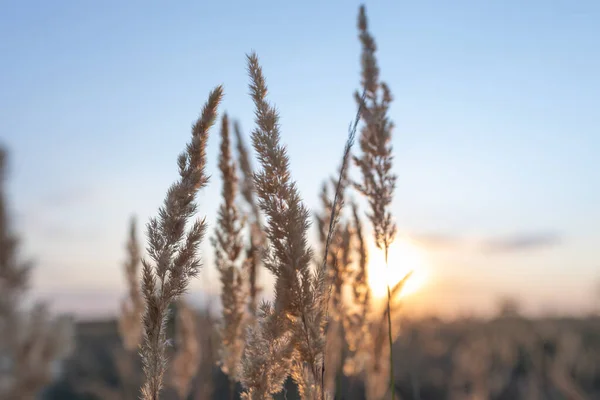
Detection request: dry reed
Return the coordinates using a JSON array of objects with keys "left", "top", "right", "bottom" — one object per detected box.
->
[
  {"left": 234, "top": 121, "right": 265, "bottom": 317},
  {"left": 316, "top": 182, "right": 353, "bottom": 395},
  {"left": 119, "top": 216, "right": 144, "bottom": 352},
  {"left": 0, "top": 147, "right": 73, "bottom": 400},
  {"left": 213, "top": 113, "right": 247, "bottom": 386},
  {"left": 353, "top": 5, "right": 398, "bottom": 399},
  {"left": 139, "top": 86, "right": 223, "bottom": 400},
  {"left": 240, "top": 53, "right": 327, "bottom": 400},
  {"left": 342, "top": 202, "right": 372, "bottom": 378}
]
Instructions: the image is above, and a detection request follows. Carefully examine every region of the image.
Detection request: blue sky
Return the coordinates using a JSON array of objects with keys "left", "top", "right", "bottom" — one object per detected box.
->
[{"left": 1, "top": 0, "right": 598, "bottom": 318}]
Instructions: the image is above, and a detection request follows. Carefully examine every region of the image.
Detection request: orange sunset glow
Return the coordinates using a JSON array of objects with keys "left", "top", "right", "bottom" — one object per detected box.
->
[{"left": 367, "top": 237, "right": 429, "bottom": 300}]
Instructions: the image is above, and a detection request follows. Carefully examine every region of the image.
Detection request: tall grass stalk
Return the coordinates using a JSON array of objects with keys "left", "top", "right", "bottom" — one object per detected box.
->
[
  {"left": 318, "top": 89, "right": 366, "bottom": 399},
  {"left": 213, "top": 113, "right": 247, "bottom": 396},
  {"left": 139, "top": 86, "right": 223, "bottom": 400},
  {"left": 241, "top": 53, "right": 331, "bottom": 400},
  {"left": 385, "top": 248, "right": 394, "bottom": 399},
  {"left": 353, "top": 5, "right": 398, "bottom": 399},
  {"left": 0, "top": 147, "right": 73, "bottom": 400},
  {"left": 233, "top": 121, "right": 265, "bottom": 317},
  {"left": 119, "top": 216, "right": 144, "bottom": 353}
]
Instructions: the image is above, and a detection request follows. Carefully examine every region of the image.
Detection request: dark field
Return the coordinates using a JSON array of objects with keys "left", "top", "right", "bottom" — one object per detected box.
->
[{"left": 43, "top": 313, "right": 600, "bottom": 400}]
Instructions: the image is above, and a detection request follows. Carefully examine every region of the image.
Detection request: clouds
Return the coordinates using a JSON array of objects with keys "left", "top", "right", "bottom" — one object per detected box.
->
[
  {"left": 409, "top": 230, "right": 564, "bottom": 254},
  {"left": 480, "top": 232, "right": 562, "bottom": 253}
]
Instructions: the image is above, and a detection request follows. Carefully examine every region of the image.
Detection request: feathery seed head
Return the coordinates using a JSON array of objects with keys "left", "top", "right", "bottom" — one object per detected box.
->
[
  {"left": 139, "top": 86, "right": 222, "bottom": 400},
  {"left": 240, "top": 53, "right": 326, "bottom": 399},
  {"left": 214, "top": 112, "right": 248, "bottom": 381},
  {"left": 119, "top": 216, "right": 145, "bottom": 352}
]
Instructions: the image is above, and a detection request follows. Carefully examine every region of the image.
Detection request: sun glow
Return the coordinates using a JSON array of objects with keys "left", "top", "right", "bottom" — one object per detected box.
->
[{"left": 367, "top": 238, "right": 428, "bottom": 300}]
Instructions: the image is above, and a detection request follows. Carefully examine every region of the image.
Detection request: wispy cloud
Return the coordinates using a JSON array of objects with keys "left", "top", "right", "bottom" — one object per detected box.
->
[
  {"left": 480, "top": 232, "right": 563, "bottom": 253},
  {"left": 408, "top": 230, "right": 564, "bottom": 253}
]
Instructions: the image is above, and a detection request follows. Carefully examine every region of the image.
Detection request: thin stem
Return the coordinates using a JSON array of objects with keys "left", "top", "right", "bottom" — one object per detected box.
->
[
  {"left": 385, "top": 244, "right": 394, "bottom": 400},
  {"left": 320, "top": 89, "right": 366, "bottom": 400}
]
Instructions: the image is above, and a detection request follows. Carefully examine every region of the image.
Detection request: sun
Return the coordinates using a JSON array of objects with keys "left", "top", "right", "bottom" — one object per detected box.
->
[{"left": 367, "top": 237, "right": 428, "bottom": 300}]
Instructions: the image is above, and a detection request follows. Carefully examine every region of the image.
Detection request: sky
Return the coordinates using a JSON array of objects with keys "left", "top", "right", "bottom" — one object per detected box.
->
[{"left": 0, "top": 0, "right": 598, "bottom": 319}]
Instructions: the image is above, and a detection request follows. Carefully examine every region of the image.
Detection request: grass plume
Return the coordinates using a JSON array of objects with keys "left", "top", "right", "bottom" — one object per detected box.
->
[
  {"left": 315, "top": 87, "right": 366, "bottom": 396},
  {"left": 213, "top": 114, "right": 247, "bottom": 386},
  {"left": 0, "top": 147, "right": 73, "bottom": 400},
  {"left": 316, "top": 180, "right": 354, "bottom": 396},
  {"left": 119, "top": 216, "right": 144, "bottom": 352},
  {"left": 234, "top": 121, "right": 265, "bottom": 316},
  {"left": 343, "top": 202, "right": 372, "bottom": 377},
  {"left": 139, "top": 86, "right": 223, "bottom": 400},
  {"left": 240, "top": 53, "right": 327, "bottom": 400},
  {"left": 353, "top": 5, "right": 398, "bottom": 399}
]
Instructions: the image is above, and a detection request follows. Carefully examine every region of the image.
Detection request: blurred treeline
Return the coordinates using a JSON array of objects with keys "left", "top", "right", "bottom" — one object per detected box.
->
[{"left": 42, "top": 310, "right": 600, "bottom": 400}]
